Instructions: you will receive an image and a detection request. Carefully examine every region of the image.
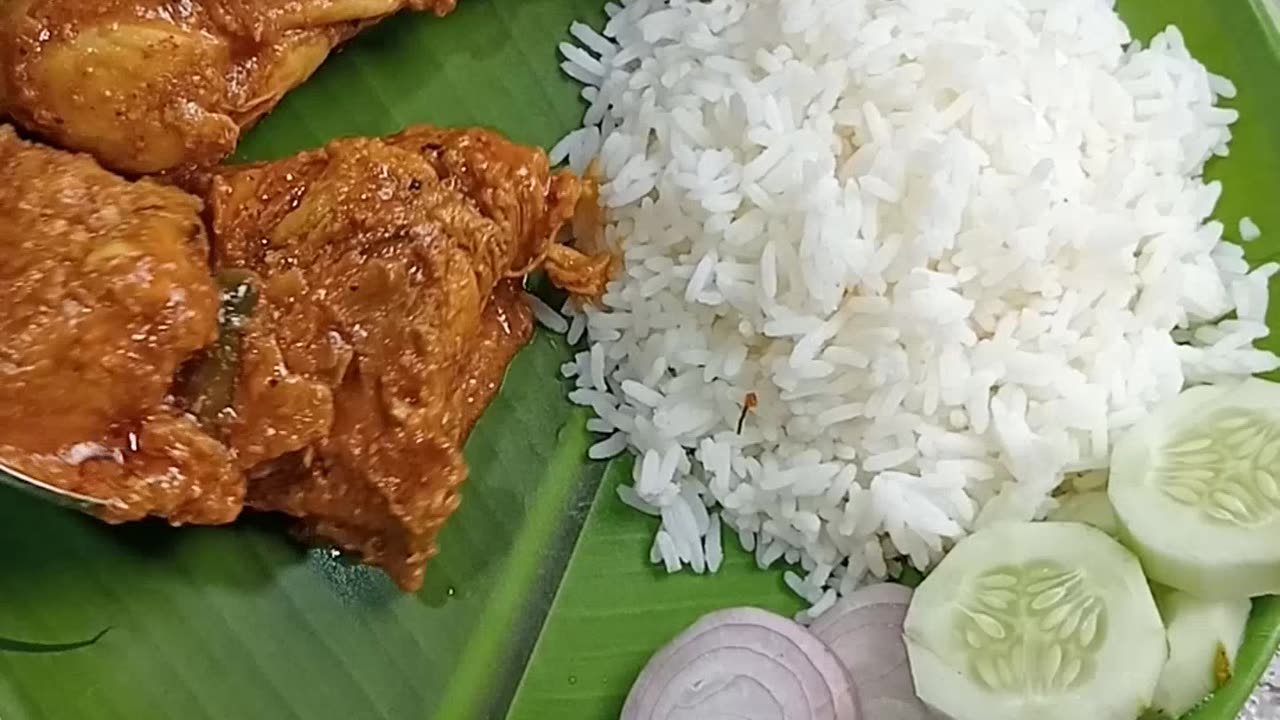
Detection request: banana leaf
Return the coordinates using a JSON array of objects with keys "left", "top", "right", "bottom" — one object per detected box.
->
[
  {"left": 509, "top": 3, "right": 1280, "bottom": 719},
  {"left": 2, "top": 1, "right": 1280, "bottom": 719},
  {"left": 0, "top": 5, "right": 605, "bottom": 718}
]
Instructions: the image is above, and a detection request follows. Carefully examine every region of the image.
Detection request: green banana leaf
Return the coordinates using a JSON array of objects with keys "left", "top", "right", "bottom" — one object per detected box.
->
[{"left": 3, "top": 1, "right": 1280, "bottom": 719}]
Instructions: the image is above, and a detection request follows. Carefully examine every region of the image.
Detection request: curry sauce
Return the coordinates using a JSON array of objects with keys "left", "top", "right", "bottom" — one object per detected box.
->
[{"left": 0, "top": 123, "right": 609, "bottom": 592}]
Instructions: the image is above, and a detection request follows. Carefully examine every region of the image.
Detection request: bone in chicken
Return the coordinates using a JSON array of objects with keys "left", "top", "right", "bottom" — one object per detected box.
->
[
  {"left": 0, "top": 120, "right": 609, "bottom": 591},
  {"left": 0, "top": 0, "right": 457, "bottom": 175},
  {"left": 204, "top": 126, "right": 611, "bottom": 591},
  {"left": 0, "top": 126, "right": 244, "bottom": 525}
]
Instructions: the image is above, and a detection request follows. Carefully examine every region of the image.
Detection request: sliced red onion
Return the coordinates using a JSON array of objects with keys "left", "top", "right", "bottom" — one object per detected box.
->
[
  {"left": 810, "top": 584, "right": 937, "bottom": 718},
  {"left": 622, "top": 607, "right": 861, "bottom": 720}
]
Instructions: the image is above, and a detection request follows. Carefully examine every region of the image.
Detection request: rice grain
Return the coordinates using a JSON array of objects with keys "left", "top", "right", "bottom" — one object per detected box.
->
[{"left": 555, "top": 0, "right": 1279, "bottom": 610}]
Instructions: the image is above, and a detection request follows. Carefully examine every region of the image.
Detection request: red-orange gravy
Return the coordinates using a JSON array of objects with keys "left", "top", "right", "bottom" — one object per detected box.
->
[
  {"left": 0, "top": 123, "right": 609, "bottom": 592},
  {"left": 0, "top": 126, "right": 243, "bottom": 524},
  {"left": 205, "top": 126, "right": 606, "bottom": 590}
]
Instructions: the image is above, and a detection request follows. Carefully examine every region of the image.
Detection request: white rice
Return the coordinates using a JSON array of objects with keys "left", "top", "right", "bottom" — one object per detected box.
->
[
  {"left": 524, "top": 292, "right": 569, "bottom": 333},
  {"left": 551, "top": 0, "right": 1280, "bottom": 609},
  {"left": 1240, "top": 216, "right": 1262, "bottom": 242}
]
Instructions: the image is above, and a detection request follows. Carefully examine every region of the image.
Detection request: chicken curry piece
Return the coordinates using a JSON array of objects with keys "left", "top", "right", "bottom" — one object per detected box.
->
[
  {"left": 0, "top": 126, "right": 244, "bottom": 524},
  {"left": 0, "top": 121, "right": 609, "bottom": 591},
  {"left": 0, "top": 0, "right": 457, "bottom": 175},
  {"left": 206, "top": 126, "right": 610, "bottom": 590}
]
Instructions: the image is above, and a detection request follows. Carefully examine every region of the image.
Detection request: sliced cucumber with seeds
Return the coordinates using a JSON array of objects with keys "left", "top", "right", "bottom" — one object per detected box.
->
[
  {"left": 1109, "top": 379, "right": 1280, "bottom": 598},
  {"left": 1150, "top": 585, "right": 1250, "bottom": 718},
  {"left": 903, "top": 522, "right": 1166, "bottom": 720}
]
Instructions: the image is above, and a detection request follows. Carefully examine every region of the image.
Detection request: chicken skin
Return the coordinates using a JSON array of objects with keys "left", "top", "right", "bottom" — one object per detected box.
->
[
  {"left": 0, "top": 126, "right": 244, "bottom": 525},
  {"left": 0, "top": 0, "right": 457, "bottom": 175},
  {"left": 205, "top": 126, "right": 610, "bottom": 590}
]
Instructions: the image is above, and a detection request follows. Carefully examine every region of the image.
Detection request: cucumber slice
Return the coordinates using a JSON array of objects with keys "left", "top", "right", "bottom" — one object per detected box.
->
[
  {"left": 1150, "top": 585, "right": 1250, "bottom": 718},
  {"left": 903, "top": 522, "right": 1166, "bottom": 720},
  {"left": 1047, "top": 491, "right": 1120, "bottom": 537},
  {"left": 1108, "top": 379, "right": 1280, "bottom": 598}
]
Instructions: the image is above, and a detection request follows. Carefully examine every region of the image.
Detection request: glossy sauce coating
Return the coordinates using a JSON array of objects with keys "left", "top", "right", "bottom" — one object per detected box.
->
[
  {"left": 0, "top": 120, "right": 608, "bottom": 588},
  {"left": 0, "top": 126, "right": 243, "bottom": 524},
  {"left": 207, "top": 125, "right": 609, "bottom": 590},
  {"left": 0, "top": 0, "right": 456, "bottom": 174}
]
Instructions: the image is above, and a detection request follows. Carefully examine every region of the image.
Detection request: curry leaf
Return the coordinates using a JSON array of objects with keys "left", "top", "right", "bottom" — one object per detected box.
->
[
  {"left": 0, "top": 2, "right": 606, "bottom": 717},
  {"left": 1, "top": 2, "right": 1279, "bottom": 720}
]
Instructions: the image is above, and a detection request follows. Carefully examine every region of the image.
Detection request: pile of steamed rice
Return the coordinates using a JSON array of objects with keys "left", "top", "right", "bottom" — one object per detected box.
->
[{"left": 541, "top": 0, "right": 1280, "bottom": 617}]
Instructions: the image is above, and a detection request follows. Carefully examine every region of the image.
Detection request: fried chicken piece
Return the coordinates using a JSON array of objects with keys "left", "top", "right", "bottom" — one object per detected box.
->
[
  {"left": 205, "top": 126, "right": 609, "bottom": 590},
  {"left": 0, "top": 126, "right": 243, "bottom": 525},
  {"left": 0, "top": 0, "right": 457, "bottom": 175}
]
